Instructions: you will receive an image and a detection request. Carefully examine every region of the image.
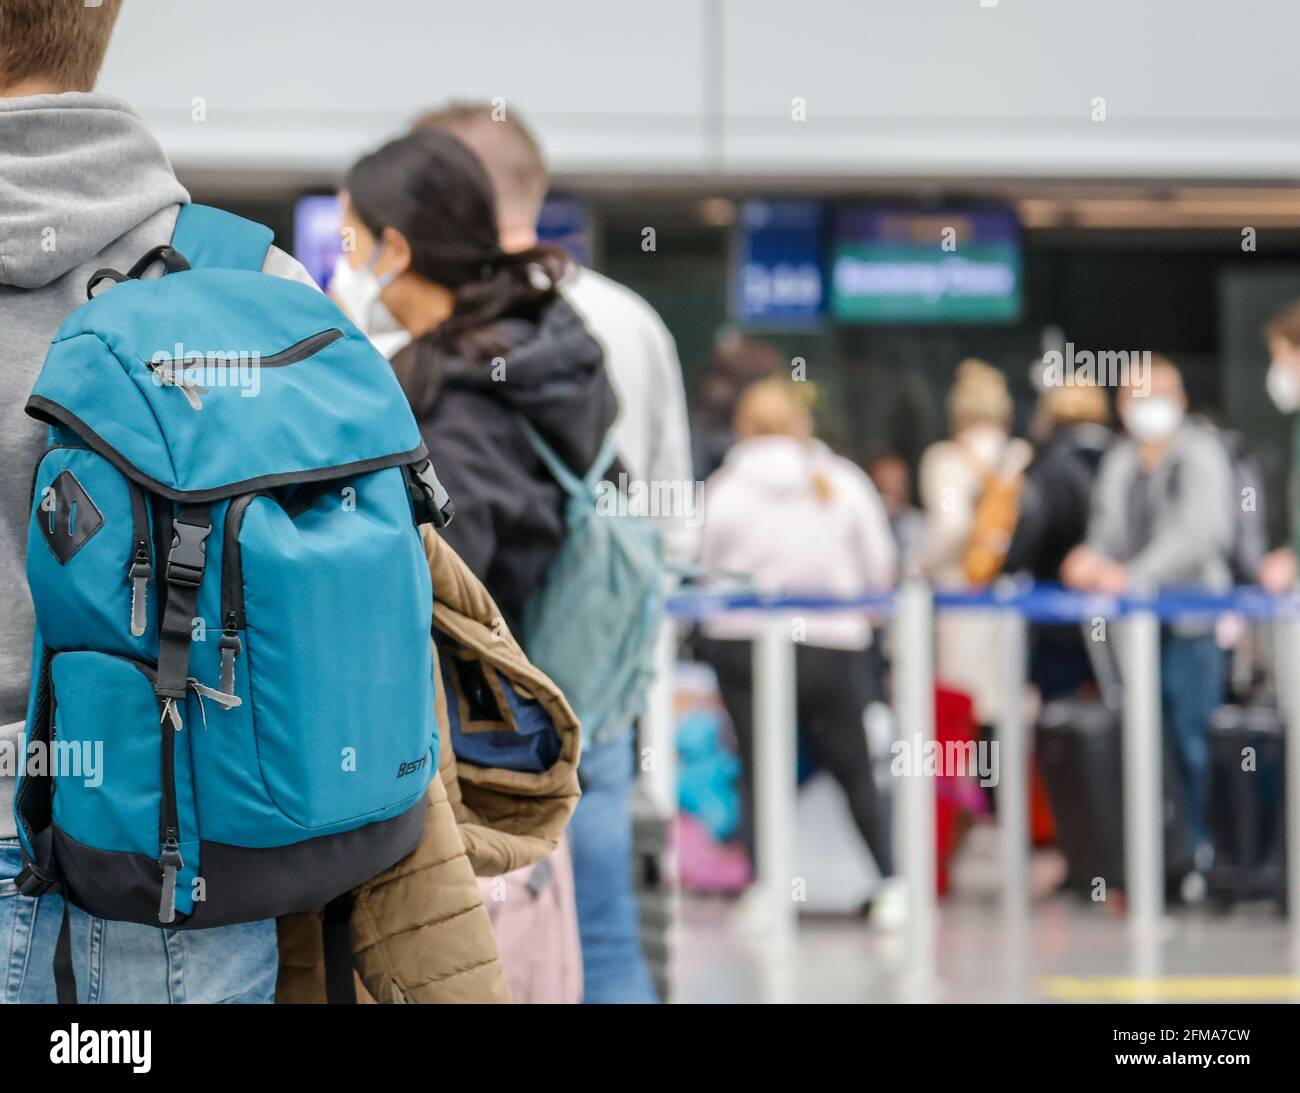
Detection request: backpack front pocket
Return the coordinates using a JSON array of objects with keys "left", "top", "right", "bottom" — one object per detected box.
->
[
  {"left": 50, "top": 652, "right": 153, "bottom": 855},
  {"left": 212, "top": 466, "right": 436, "bottom": 833},
  {"left": 48, "top": 651, "right": 200, "bottom": 916},
  {"left": 28, "top": 447, "right": 158, "bottom": 662}
]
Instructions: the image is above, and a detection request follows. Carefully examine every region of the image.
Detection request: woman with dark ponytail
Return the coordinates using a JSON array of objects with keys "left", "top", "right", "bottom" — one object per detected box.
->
[
  {"left": 338, "top": 129, "right": 616, "bottom": 640},
  {"left": 336, "top": 130, "right": 643, "bottom": 1004}
]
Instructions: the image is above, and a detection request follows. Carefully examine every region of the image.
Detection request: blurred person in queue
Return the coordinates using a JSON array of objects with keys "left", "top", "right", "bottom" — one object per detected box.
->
[
  {"left": 920, "top": 359, "right": 1032, "bottom": 728},
  {"left": 339, "top": 130, "right": 658, "bottom": 1004},
  {"left": 413, "top": 104, "right": 692, "bottom": 1003},
  {"left": 1003, "top": 380, "right": 1111, "bottom": 700},
  {"left": 697, "top": 379, "right": 903, "bottom": 925},
  {"left": 692, "top": 332, "right": 785, "bottom": 480},
  {"left": 868, "top": 452, "right": 926, "bottom": 577},
  {"left": 1062, "top": 356, "right": 1232, "bottom": 891},
  {"left": 1259, "top": 302, "right": 1300, "bottom": 592}
]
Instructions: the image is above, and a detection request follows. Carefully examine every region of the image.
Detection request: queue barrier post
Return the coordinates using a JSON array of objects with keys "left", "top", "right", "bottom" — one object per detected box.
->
[
  {"left": 1118, "top": 607, "right": 1164, "bottom": 934},
  {"left": 639, "top": 616, "right": 680, "bottom": 819},
  {"left": 894, "top": 580, "right": 938, "bottom": 995},
  {"left": 752, "top": 614, "right": 798, "bottom": 950},
  {"left": 996, "top": 603, "right": 1030, "bottom": 917},
  {"left": 1274, "top": 614, "right": 1300, "bottom": 949}
]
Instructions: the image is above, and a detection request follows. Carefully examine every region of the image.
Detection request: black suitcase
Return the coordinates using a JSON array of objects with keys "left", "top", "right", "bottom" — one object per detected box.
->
[
  {"left": 1206, "top": 704, "right": 1288, "bottom": 909},
  {"left": 1037, "top": 698, "right": 1196, "bottom": 896},
  {"left": 1037, "top": 700, "right": 1125, "bottom": 893}
]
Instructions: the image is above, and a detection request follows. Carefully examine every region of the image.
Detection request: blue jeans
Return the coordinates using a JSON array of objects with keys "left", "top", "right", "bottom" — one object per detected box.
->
[
  {"left": 1160, "top": 632, "right": 1225, "bottom": 857},
  {"left": 0, "top": 840, "right": 277, "bottom": 1004},
  {"left": 568, "top": 735, "right": 658, "bottom": 1004}
]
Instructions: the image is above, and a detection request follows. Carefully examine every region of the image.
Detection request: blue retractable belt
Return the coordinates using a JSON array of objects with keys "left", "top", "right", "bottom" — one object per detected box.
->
[{"left": 666, "top": 581, "right": 1300, "bottom": 624}]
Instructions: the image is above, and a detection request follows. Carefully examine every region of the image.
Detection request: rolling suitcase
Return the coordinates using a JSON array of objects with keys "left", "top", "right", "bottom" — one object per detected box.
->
[
  {"left": 1037, "top": 697, "right": 1196, "bottom": 896},
  {"left": 633, "top": 785, "right": 676, "bottom": 1003},
  {"left": 476, "top": 836, "right": 583, "bottom": 1004},
  {"left": 1206, "top": 705, "right": 1288, "bottom": 909},
  {"left": 1036, "top": 700, "right": 1125, "bottom": 893}
]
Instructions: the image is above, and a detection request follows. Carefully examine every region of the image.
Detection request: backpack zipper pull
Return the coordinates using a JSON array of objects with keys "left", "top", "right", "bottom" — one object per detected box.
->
[
  {"left": 160, "top": 696, "right": 183, "bottom": 732},
  {"left": 128, "top": 540, "right": 153, "bottom": 637},
  {"left": 149, "top": 361, "right": 208, "bottom": 411},
  {"left": 185, "top": 675, "right": 241, "bottom": 722},
  {"left": 158, "top": 832, "right": 183, "bottom": 924},
  {"left": 218, "top": 615, "right": 242, "bottom": 703}
]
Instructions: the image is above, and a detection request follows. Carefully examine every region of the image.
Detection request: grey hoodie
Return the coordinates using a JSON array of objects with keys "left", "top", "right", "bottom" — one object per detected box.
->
[
  {"left": 1085, "top": 420, "right": 1233, "bottom": 637},
  {"left": 0, "top": 93, "right": 312, "bottom": 839}
]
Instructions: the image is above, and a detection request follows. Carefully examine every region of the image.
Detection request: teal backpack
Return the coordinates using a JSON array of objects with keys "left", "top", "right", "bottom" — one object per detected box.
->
[
  {"left": 12, "top": 206, "right": 467, "bottom": 999},
  {"left": 517, "top": 419, "right": 665, "bottom": 749}
]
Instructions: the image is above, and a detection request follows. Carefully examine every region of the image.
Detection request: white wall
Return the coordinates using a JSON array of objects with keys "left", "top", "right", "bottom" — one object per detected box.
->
[{"left": 98, "top": 0, "right": 1300, "bottom": 180}]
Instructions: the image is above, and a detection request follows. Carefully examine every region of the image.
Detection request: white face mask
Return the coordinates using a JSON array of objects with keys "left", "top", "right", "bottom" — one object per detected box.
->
[
  {"left": 1121, "top": 395, "right": 1184, "bottom": 442},
  {"left": 1267, "top": 361, "right": 1300, "bottom": 414},
  {"left": 329, "top": 245, "right": 401, "bottom": 338}
]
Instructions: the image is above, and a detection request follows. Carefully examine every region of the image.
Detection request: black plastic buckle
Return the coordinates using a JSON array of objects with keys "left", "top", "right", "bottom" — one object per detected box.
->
[
  {"left": 14, "top": 862, "right": 58, "bottom": 898},
  {"left": 166, "top": 519, "right": 211, "bottom": 586},
  {"left": 86, "top": 246, "right": 192, "bottom": 301},
  {"left": 408, "top": 460, "right": 455, "bottom": 529},
  {"left": 127, "top": 245, "right": 191, "bottom": 279}
]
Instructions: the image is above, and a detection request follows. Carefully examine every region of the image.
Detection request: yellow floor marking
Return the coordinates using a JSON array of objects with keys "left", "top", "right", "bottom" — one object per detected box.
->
[{"left": 1041, "top": 975, "right": 1300, "bottom": 1001}]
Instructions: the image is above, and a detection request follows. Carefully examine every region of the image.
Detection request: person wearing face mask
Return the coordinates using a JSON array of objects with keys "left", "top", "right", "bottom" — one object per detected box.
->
[
  {"left": 338, "top": 130, "right": 616, "bottom": 646},
  {"left": 1004, "top": 380, "right": 1112, "bottom": 701},
  {"left": 338, "top": 130, "right": 650, "bottom": 1002},
  {"left": 328, "top": 245, "right": 411, "bottom": 360},
  {"left": 1258, "top": 303, "right": 1300, "bottom": 592},
  {"left": 919, "top": 359, "right": 1032, "bottom": 729},
  {"left": 1062, "top": 356, "right": 1234, "bottom": 895}
]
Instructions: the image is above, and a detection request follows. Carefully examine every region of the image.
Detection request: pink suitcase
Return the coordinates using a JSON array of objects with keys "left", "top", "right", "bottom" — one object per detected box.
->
[{"left": 476, "top": 834, "right": 583, "bottom": 1003}]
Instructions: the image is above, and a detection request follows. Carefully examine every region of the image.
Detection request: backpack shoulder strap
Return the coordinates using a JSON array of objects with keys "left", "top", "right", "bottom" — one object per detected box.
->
[
  {"left": 582, "top": 432, "right": 620, "bottom": 491},
  {"left": 171, "top": 203, "right": 274, "bottom": 272},
  {"left": 516, "top": 415, "right": 619, "bottom": 498}
]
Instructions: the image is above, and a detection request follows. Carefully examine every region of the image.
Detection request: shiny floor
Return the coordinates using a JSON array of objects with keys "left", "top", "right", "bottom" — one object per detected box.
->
[{"left": 674, "top": 894, "right": 1300, "bottom": 1004}]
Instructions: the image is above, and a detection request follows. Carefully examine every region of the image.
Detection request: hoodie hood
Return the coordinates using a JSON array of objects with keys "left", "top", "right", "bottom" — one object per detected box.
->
[
  {"left": 402, "top": 297, "right": 614, "bottom": 474},
  {"left": 721, "top": 434, "right": 834, "bottom": 498},
  {"left": 0, "top": 93, "right": 189, "bottom": 288}
]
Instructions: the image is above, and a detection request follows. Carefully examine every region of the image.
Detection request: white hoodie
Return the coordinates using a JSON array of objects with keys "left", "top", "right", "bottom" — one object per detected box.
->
[{"left": 698, "top": 435, "right": 896, "bottom": 650}]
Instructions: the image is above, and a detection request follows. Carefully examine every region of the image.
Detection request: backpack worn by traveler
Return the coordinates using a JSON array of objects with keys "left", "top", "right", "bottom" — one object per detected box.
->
[
  {"left": 516, "top": 418, "right": 664, "bottom": 748},
  {"left": 960, "top": 438, "right": 1030, "bottom": 586},
  {"left": 12, "top": 207, "right": 454, "bottom": 975},
  {"left": 1168, "top": 418, "right": 1267, "bottom": 585}
]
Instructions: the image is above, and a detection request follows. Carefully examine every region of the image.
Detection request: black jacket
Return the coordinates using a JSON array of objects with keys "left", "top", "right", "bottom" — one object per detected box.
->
[
  {"left": 1004, "top": 422, "right": 1111, "bottom": 582},
  {"left": 394, "top": 298, "right": 616, "bottom": 641}
]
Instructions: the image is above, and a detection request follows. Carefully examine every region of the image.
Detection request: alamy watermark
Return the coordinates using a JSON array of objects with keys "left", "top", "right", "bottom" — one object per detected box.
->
[
  {"left": 50, "top": 1024, "right": 150, "bottom": 1073},
  {"left": 0, "top": 738, "right": 103, "bottom": 787},
  {"left": 891, "top": 732, "right": 1000, "bottom": 788},
  {"left": 149, "top": 343, "right": 263, "bottom": 399},
  {"left": 1041, "top": 343, "right": 1150, "bottom": 396},
  {"left": 595, "top": 474, "right": 704, "bottom": 527}
]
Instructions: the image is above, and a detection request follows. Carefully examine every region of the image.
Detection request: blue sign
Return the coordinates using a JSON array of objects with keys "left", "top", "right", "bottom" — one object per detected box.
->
[
  {"left": 293, "top": 194, "right": 344, "bottom": 292},
  {"left": 537, "top": 194, "right": 592, "bottom": 267},
  {"left": 830, "top": 206, "right": 1022, "bottom": 324},
  {"left": 733, "top": 199, "right": 826, "bottom": 326}
]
